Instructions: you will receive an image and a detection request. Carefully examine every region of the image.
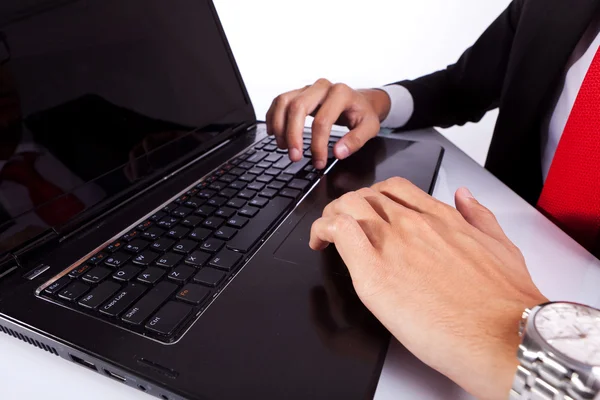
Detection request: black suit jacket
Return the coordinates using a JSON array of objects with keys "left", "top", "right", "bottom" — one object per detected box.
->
[{"left": 393, "top": 0, "right": 600, "bottom": 205}]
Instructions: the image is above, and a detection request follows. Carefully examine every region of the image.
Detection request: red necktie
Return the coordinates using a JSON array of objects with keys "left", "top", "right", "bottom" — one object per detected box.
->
[
  {"left": 0, "top": 151, "right": 85, "bottom": 226},
  {"left": 537, "top": 46, "right": 600, "bottom": 252}
]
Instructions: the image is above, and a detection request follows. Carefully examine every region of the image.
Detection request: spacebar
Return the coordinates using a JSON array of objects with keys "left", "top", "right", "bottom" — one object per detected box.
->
[{"left": 227, "top": 196, "right": 292, "bottom": 253}]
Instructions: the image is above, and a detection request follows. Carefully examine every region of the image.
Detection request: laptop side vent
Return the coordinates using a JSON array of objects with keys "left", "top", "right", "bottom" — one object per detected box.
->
[{"left": 0, "top": 324, "right": 58, "bottom": 355}]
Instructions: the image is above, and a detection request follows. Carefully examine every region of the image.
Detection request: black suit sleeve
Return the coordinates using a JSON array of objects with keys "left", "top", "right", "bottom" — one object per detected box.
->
[{"left": 393, "top": 0, "right": 525, "bottom": 130}]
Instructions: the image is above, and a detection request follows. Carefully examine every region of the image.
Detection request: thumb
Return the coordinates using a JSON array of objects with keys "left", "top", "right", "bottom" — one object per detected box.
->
[
  {"left": 455, "top": 187, "right": 511, "bottom": 245},
  {"left": 334, "top": 117, "right": 379, "bottom": 160}
]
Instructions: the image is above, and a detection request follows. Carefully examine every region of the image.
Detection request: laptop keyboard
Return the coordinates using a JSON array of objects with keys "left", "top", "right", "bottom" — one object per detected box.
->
[{"left": 39, "top": 134, "right": 338, "bottom": 343}]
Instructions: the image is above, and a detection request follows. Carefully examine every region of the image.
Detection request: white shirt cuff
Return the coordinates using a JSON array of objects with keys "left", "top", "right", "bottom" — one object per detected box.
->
[{"left": 378, "top": 84, "right": 414, "bottom": 128}]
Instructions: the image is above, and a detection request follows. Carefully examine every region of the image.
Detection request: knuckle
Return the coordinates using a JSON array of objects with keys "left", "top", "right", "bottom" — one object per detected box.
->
[
  {"left": 312, "top": 116, "right": 332, "bottom": 132},
  {"left": 333, "top": 214, "right": 357, "bottom": 231},
  {"left": 356, "top": 187, "right": 377, "bottom": 198},
  {"left": 315, "top": 78, "right": 332, "bottom": 87},
  {"left": 331, "top": 82, "right": 350, "bottom": 95}
]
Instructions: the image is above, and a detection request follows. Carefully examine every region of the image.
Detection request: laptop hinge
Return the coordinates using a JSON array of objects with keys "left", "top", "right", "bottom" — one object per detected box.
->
[
  {"left": 0, "top": 229, "right": 59, "bottom": 279},
  {"left": 232, "top": 121, "right": 255, "bottom": 134}
]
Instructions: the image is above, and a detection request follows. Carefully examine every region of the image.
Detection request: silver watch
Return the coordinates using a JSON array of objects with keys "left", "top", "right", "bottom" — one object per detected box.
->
[{"left": 510, "top": 302, "right": 600, "bottom": 400}]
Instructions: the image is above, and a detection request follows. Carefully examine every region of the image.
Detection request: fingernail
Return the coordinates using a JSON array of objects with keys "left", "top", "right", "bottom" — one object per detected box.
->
[
  {"left": 459, "top": 187, "right": 475, "bottom": 199},
  {"left": 314, "top": 159, "right": 326, "bottom": 170},
  {"left": 289, "top": 148, "right": 301, "bottom": 161},
  {"left": 336, "top": 143, "right": 350, "bottom": 159}
]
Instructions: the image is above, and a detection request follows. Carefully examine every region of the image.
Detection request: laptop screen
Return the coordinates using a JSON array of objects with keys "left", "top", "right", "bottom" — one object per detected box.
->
[{"left": 0, "top": 0, "right": 254, "bottom": 255}]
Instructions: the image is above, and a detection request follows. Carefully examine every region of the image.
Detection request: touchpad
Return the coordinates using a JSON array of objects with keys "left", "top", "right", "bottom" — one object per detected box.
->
[{"left": 273, "top": 136, "right": 444, "bottom": 275}]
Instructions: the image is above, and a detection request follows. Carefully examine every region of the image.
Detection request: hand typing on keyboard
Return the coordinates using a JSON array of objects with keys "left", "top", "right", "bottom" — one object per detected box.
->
[{"left": 265, "top": 79, "right": 391, "bottom": 170}]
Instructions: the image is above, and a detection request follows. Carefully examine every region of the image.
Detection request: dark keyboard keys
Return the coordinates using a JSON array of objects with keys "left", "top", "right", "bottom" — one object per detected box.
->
[
  {"left": 145, "top": 301, "right": 192, "bottom": 336},
  {"left": 166, "top": 226, "right": 190, "bottom": 240},
  {"left": 124, "top": 239, "right": 148, "bottom": 253},
  {"left": 227, "top": 198, "right": 247, "bottom": 208},
  {"left": 184, "top": 197, "right": 204, "bottom": 209},
  {"left": 227, "top": 216, "right": 249, "bottom": 228},
  {"left": 69, "top": 264, "right": 92, "bottom": 279},
  {"left": 280, "top": 188, "right": 301, "bottom": 199},
  {"left": 305, "top": 172, "right": 318, "bottom": 181},
  {"left": 272, "top": 158, "right": 292, "bottom": 169},
  {"left": 113, "top": 264, "right": 142, "bottom": 281},
  {"left": 264, "top": 153, "right": 282, "bottom": 163},
  {"left": 246, "top": 151, "right": 268, "bottom": 163},
  {"left": 229, "top": 167, "right": 246, "bottom": 176},
  {"left": 283, "top": 158, "right": 311, "bottom": 175},
  {"left": 100, "top": 283, "right": 147, "bottom": 317},
  {"left": 197, "top": 189, "right": 216, "bottom": 199},
  {"left": 45, "top": 276, "right": 71, "bottom": 295},
  {"left": 184, "top": 251, "right": 211, "bottom": 268},
  {"left": 181, "top": 215, "right": 203, "bottom": 228},
  {"left": 215, "top": 207, "right": 236, "bottom": 219},
  {"left": 214, "top": 226, "right": 237, "bottom": 240},
  {"left": 137, "top": 220, "right": 153, "bottom": 231},
  {"left": 142, "top": 226, "right": 164, "bottom": 240},
  {"left": 172, "top": 239, "right": 198, "bottom": 254},
  {"left": 247, "top": 182, "right": 265, "bottom": 191},
  {"left": 137, "top": 267, "right": 165, "bottom": 284},
  {"left": 209, "top": 249, "right": 242, "bottom": 272},
  {"left": 104, "top": 253, "right": 130, "bottom": 268},
  {"left": 219, "top": 174, "right": 236, "bottom": 183},
  {"left": 265, "top": 168, "right": 280, "bottom": 176},
  {"left": 238, "top": 189, "right": 257, "bottom": 200},
  {"left": 267, "top": 180, "right": 286, "bottom": 190},
  {"left": 239, "top": 206, "right": 259, "bottom": 218},
  {"left": 132, "top": 250, "right": 159, "bottom": 266},
  {"left": 106, "top": 240, "right": 125, "bottom": 253},
  {"left": 151, "top": 237, "right": 175, "bottom": 252},
  {"left": 258, "top": 188, "right": 278, "bottom": 199},
  {"left": 87, "top": 252, "right": 107, "bottom": 265},
  {"left": 248, "top": 167, "right": 265, "bottom": 175},
  {"left": 78, "top": 281, "right": 121, "bottom": 309},
  {"left": 229, "top": 180, "right": 247, "bottom": 190},
  {"left": 155, "top": 253, "right": 183, "bottom": 268},
  {"left": 202, "top": 216, "right": 224, "bottom": 229},
  {"left": 239, "top": 161, "right": 253, "bottom": 169},
  {"left": 122, "top": 230, "right": 141, "bottom": 242},
  {"left": 239, "top": 173, "right": 256, "bottom": 182},
  {"left": 150, "top": 211, "right": 167, "bottom": 221},
  {"left": 82, "top": 267, "right": 112, "bottom": 284},
  {"left": 256, "top": 175, "right": 273, "bottom": 184},
  {"left": 58, "top": 281, "right": 90, "bottom": 301},
  {"left": 209, "top": 181, "right": 227, "bottom": 191},
  {"left": 188, "top": 227, "right": 211, "bottom": 241},
  {"left": 194, "top": 268, "right": 226, "bottom": 287},
  {"left": 249, "top": 197, "right": 269, "bottom": 208},
  {"left": 176, "top": 284, "right": 210, "bottom": 305},
  {"left": 171, "top": 206, "right": 193, "bottom": 218},
  {"left": 122, "top": 282, "right": 178, "bottom": 325},
  {"left": 288, "top": 179, "right": 310, "bottom": 191},
  {"left": 195, "top": 205, "right": 216, "bottom": 217},
  {"left": 168, "top": 265, "right": 196, "bottom": 283},
  {"left": 199, "top": 238, "right": 224, "bottom": 253},
  {"left": 228, "top": 196, "right": 292, "bottom": 253},
  {"left": 257, "top": 161, "right": 272, "bottom": 169},
  {"left": 157, "top": 216, "right": 179, "bottom": 229},
  {"left": 219, "top": 188, "right": 238, "bottom": 199}
]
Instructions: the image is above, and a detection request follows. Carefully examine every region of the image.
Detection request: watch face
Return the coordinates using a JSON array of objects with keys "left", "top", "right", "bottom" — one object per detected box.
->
[{"left": 535, "top": 303, "right": 600, "bottom": 365}]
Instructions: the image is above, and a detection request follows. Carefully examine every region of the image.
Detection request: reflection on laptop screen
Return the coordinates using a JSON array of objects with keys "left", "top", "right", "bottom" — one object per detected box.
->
[{"left": 0, "top": 0, "right": 252, "bottom": 253}]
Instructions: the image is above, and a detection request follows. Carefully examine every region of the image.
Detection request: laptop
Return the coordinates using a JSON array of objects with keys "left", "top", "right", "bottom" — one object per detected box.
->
[{"left": 0, "top": 1, "right": 444, "bottom": 399}]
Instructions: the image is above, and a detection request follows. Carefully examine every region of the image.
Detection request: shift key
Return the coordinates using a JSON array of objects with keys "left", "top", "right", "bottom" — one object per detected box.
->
[{"left": 122, "top": 282, "right": 178, "bottom": 325}]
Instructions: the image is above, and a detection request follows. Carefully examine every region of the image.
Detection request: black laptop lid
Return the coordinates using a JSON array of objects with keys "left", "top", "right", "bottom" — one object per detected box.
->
[{"left": 0, "top": 0, "right": 255, "bottom": 257}]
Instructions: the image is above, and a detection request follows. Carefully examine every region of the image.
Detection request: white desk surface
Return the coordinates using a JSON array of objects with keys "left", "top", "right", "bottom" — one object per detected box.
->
[{"left": 1, "top": 128, "right": 599, "bottom": 400}]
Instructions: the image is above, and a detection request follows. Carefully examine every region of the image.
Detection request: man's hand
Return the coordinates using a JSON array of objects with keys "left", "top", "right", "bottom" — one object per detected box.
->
[
  {"left": 309, "top": 178, "right": 548, "bottom": 400},
  {"left": 266, "top": 79, "right": 391, "bottom": 169}
]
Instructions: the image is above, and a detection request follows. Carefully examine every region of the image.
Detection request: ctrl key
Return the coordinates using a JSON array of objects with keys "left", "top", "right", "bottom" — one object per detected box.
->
[{"left": 145, "top": 301, "right": 193, "bottom": 336}]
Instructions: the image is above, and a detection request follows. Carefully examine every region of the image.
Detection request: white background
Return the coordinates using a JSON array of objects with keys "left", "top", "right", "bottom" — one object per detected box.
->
[{"left": 0, "top": 1, "right": 511, "bottom": 399}]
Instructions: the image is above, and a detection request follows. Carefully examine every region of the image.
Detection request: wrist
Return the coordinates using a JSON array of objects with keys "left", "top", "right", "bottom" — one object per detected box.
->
[{"left": 358, "top": 88, "right": 391, "bottom": 122}]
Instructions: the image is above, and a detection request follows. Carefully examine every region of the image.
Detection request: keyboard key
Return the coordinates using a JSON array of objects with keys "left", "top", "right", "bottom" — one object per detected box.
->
[
  {"left": 175, "top": 194, "right": 191, "bottom": 204},
  {"left": 113, "top": 264, "right": 142, "bottom": 281},
  {"left": 69, "top": 264, "right": 92, "bottom": 278},
  {"left": 151, "top": 237, "right": 175, "bottom": 252},
  {"left": 166, "top": 226, "right": 190, "bottom": 240},
  {"left": 137, "top": 267, "right": 165, "bottom": 284},
  {"left": 227, "top": 216, "right": 249, "bottom": 228},
  {"left": 265, "top": 168, "right": 280, "bottom": 176},
  {"left": 58, "top": 281, "right": 90, "bottom": 301},
  {"left": 172, "top": 239, "right": 198, "bottom": 254},
  {"left": 247, "top": 182, "right": 265, "bottom": 191},
  {"left": 257, "top": 161, "right": 272, "bottom": 169},
  {"left": 122, "top": 282, "right": 178, "bottom": 325},
  {"left": 239, "top": 206, "right": 259, "bottom": 217},
  {"left": 79, "top": 281, "right": 121, "bottom": 309},
  {"left": 264, "top": 153, "right": 282, "bottom": 163},
  {"left": 202, "top": 216, "right": 225, "bottom": 229},
  {"left": 209, "top": 249, "right": 242, "bottom": 271},
  {"left": 150, "top": 211, "right": 167, "bottom": 221},
  {"left": 276, "top": 173, "right": 294, "bottom": 183},
  {"left": 132, "top": 250, "right": 159, "bottom": 266},
  {"left": 207, "top": 196, "right": 228, "bottom": 207},
  {"left": 168, "top": 265, "right": 196, "bottom": 283},
  {"left": 239, "top": 173, "right": 256, "bottom": 182},
  {"left": 256, "top": 175, "right": 273, "bottom": 184},
  {"left": 246, "top": 151, "right": 268, "bottom": 163},
  {"left": 105, "top": 252, "right": 130, "bottom": 268},
  {"left": 215, "top": 207, "right": 236, "bottom": 219},
  {"left": 184, "top": 197, "right": 204, "bottom": 209},
  {"left": 229, "top": 180, "right": 247, "bottom": 190},
  {"left": 189, "top": 227, "right": 211, "bottom": 241},
  {"left": 228, "top": 196, "right": 292, "bottom": 253},
  {"left": 249, "top": 197, "right": 269, "bottom": 208},
  {"left": 267, "top": 181, "right": 286, "bottom": 190},
  {"left": 248, "top": 167, "right": 265, "bottom": 175},
  {"left": 239, "top": 161, "right": 253, "bottom": 169},
  {"left": 122, "top": 230, "right": 141, "bottom": 242},
  {"left": 87, "top": 252, "right": 107, "bottom": 265},
  {"left": 229, "top": 167, "right": 246, "bottom": 176},
  {"left": 219, "top": 188, "right": 238, "bottom": 198},
  {"left": 106, "top": 240, "right": 125, "bottom": 253},
  {"left": 214, "top": 226, "right": 237, "bottom": 240},
  {"left": 227, "top": 198, "right": 247, "bottom": 208},
  {"left": 305, "top": 172, "right": 318, "bottom": 181},
  {"left": 124, "top": 239, "right": 149, "bottom": 253},
  {"left": 82, "top": 267, "right": 112, "bottom": 284},
  {"left": 137, "top": 220, "right": 153, "bottom": 231},
  {"left": 171, "top": 206, "right": 193, "bottom": 218},
  {"left": 194, "top": 268, "right": 226, "bottom": 287},
  {"left": 184, "top": 251, "right": 211, "bottom": 268},
  {"left": 142, "top": 227, "right": 165, "bottom": 241},
  {"left": 258, "top": 188, "right": 278, "bottom": 199},
  {"left": 100, "top": 283, "right": 147, "bottom": 317},
  {"left": 199, "top": 238, "right": 224, "bottom": 253},
  {"left": 155, "top": 253, "right": 183, "bottom": 268},
  {"left": 162, "top": 203, "right": 177, "bottom": 212},
  {"left": 195, "top": 205, "right": 217, "bottom": 217},
  {"left": 237, "top": 189, "right": 257, "bottom": 200},
  {"left": 303, "top": 165, "right": 315, "bottom": 172},
  {"left": 209, "top": 181, "right": 227, "bottom": 191},
  {"left": 176, "top": 284, "right": 210, "bottom": 305},
  {"left": 157, "top": 216, "right": 179, "bottom": 229},
  {"left": 288, "top": 179, "right": 310, "bottom": 191},
  {"left": 263, "top": 144, "right": 277, "bottom": 152},
  {"left": 145, "top": 301, "right": 192, "bottom": 336},
  {"left": 181, "top": 215, "right": 203, "bottom": 228},
  {"left": 197, "top": 189, "right": 216, "bottom": 199},
  {"left": 219, "top": 174, "right": 236, "bottom": 183},
  {"left": 272, "top": 158, "right": 292, "bottom": 169},
  {"left": 45, "top": 276, "right": 71, "bottom": 295},
  {"left": 280, "top": 188, "right": 301, "bottom": 199}
]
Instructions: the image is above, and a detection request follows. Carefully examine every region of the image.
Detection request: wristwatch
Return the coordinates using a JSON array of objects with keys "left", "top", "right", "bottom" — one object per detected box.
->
[{"left": 510, "top": 302, "right": 600, "bottom": 400}]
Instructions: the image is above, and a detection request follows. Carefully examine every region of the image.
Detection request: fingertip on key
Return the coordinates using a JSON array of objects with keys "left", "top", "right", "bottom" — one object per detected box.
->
[
  {"left": 335, "top": 143, "right": 350, "bottom": 160},
  {"left": 289, "top": 148, "right": 302, "bottom": 161},
  {"left": 314, "top": 159, "right": 326, "bottom": 170}
]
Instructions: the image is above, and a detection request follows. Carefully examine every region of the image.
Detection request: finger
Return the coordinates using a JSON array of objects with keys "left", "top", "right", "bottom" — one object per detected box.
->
[
  {"left": 454, "top": 187, "right": 512, "bottom": 246},
  {"left": 286, "top": 79, "right": 332, "bottom": 162},
  {"left": 310, "top": 83, "right": 353, "bottom": 169},
  {"left": 267, "top": 88, "right": 303, "bottom": 148},
  {"left": 334, "top": 116, "right": 380, "bottom": 160},
  {"left": 372, "top": 177, "right": 440, "bottom": 214}
]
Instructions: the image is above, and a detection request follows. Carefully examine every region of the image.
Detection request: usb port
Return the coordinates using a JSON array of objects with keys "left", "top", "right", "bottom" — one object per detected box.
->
[
  {"left": 70, "top": 354, "right": 97, "bottom": 371},
  {"left": 104, "top": 369, "right": 126, "bottom": 383}
]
